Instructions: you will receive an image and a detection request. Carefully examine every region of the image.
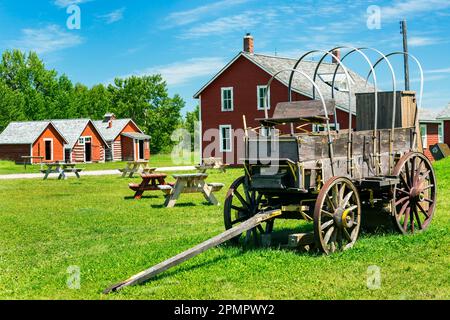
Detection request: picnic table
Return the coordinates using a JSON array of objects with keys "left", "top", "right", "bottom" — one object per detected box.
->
[
  {"left": 128, "top": 173, "right": 174, "bottom": 199},
  {"left": 119, "top": 160, "right": 155, "bottom": 178},
  {"left": 21, "top": 156, "right": 44, "bottom": 170},
  {"left": 41, "top": 163, "right": 83, "bottom": 180},
  {"left": 195, "top": 157, "right": 228, "bottom": 173},
  {"left": 158, "top": 173, "right": 224, "bottom": 208}
]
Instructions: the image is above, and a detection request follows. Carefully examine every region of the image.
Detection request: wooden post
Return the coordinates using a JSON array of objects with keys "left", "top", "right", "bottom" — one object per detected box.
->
[{"left": 103, "top": 209, "right": 282, "bottom": 294}]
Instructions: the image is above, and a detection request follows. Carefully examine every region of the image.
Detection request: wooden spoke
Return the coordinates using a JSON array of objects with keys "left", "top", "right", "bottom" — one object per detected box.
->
[
  {"left": 343, "top": 228, "right": 352, "bottom": 242},
  {"left": 321, "top": 219, "right": 334, "bottom": 230},
  {"left": 413, "top": 207, "right": 422, "bottom": 230},
  {"left": 323, "top": 226, "right": 334, "bottom": 244},
  {"left": 321, "top": 210, "right": 334, "bottom": 218},
  {"left": 342, "top": 191, "right": 354, "bottom": 208},
  {"left": 395, "top": 196, "right": 409, "bottom": 206},
  {"left": 417, "top": 202, "right": 430, "bottom": 219}
]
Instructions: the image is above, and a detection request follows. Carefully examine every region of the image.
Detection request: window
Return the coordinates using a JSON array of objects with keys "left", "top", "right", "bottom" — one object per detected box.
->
[
  {"left": 221, "top": 87, "right": 233, "bottom": 111},
  {"left": 219, "top": 125, "right": 232, "bottom": 152},
  {"left": 438, "top": 123, "right": 443, "bottom": 143},
  {"left": 257, "top": 85, "right": 270, "bottom": 110},
  {"left": 78, "top": 137, "right": 91, "bottom": 145},
  {"left": 313, "top": 123, "right": 340, "bottom": 132},
  {"left": 420, "top": 124, "right": 427, "bottom": 148}
]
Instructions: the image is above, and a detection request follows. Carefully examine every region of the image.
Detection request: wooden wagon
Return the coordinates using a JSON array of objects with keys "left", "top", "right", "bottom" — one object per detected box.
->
[
  {"left": 104, "top": 48, "right": 437, "bottom": 292},
  {"left": 224, "top": 63, "right": 436, "bottom": 254}
]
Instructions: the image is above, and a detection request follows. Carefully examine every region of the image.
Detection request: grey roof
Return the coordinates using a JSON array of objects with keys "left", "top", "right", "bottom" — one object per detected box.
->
[
  {"left": 437, "top": 103, "right": 450, "bottom": 119},
  {"left": 194, "top": 52, "right": 373, "bottom": 113},
  {"left": 418, "top": 108, "right": 439, "bottom": 122},
  {"left": 52, "top": 119, "right": 108, "bottom": 149},
  {"left": 93, "top": 119, "right": 142, "bottom": 141},
  {"left": 0, "top": 121, "right": 67, "bottom": 145},
  {"left": 121, "top": 132, "right": 151, "bottom": 140},
  {"left": 52, "top": 119, "right": 90, "bottom": 149}
]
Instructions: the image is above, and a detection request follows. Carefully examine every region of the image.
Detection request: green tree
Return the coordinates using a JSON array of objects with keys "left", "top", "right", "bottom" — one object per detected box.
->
[
  {"left": 108, "top": 75, "right": 183, "bottom": 153},
  {"left": 0, "top": 80, "right": 26, "bottom": 131},
  {"left": 184, "top": 105, "right": 199, "bottom": 150}
]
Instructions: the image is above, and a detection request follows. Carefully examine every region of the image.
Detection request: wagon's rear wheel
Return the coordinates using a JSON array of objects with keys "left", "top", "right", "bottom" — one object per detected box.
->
[
  {"left": 392, "top": 152, "right": 436, "bottom": 234},
  {"left": 224, "top": 176, "right": 273, "bottom": 245},
  {"left": 313, "top": 177, "right": 361, "bottom": 254}
]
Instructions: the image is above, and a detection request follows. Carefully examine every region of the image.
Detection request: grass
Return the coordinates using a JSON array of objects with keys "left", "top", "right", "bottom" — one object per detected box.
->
[
  {"left": 0, "top": 160, "right": 449, "bottom": 300},
  {"left": 0, "top": 153, "right": 197, "bottom": 175}
]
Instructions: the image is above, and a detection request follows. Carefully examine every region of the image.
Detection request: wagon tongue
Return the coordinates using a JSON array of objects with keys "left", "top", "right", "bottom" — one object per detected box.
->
[{"left": 103, "top": 209, "right": 282, "bottom": 293}]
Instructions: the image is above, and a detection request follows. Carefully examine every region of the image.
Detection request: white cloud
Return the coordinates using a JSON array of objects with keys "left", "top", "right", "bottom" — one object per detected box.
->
[
  {"left": 98, "top": 8, "right": 125, "bottom": 24},
  {"left": 117, "top": 57, "right": 226, "bottom": 86},
  {"left": 426, "top": 67, "right": 450, "bottom": 74},
  {"left": 381, "top": 0, "right": 450, "bottom": 20},
  {"left": 54, "top": 0, "right": 92, "bottom": 8},
  {"left": 9, "top": 25, "right": 83, "bottom": 54},
  {"left": 166, "top": 0, "right": 250, "bottom": 27},
  {"left": 408, "top": 36, "right": 441, "bottom": 47}
]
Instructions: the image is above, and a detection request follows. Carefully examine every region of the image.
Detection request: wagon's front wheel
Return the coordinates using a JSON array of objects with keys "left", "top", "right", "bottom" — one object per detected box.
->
[
  {"left": 224, "top": 176, "right": 273, "bottom": 245},
  {"left": 313, "top": 177, "right": 361, "bottom": 254}
]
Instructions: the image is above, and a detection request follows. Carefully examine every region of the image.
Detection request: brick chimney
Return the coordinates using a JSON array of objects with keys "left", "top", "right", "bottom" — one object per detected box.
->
[
  {"left": 243, "top": 33, "right": 254, "bottom": 54},
  {"left": 332, "top": 49, "right": 341, "bottom": 63}
]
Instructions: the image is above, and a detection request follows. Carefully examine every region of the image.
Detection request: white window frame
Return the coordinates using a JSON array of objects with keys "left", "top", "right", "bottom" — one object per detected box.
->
[
  {"left": 43, "top": 138, "right": 53, "bottom": 161},
  {"left": 438, "top": 122, "right": 444, "bottom": 144},
  {"left": 219, "top": 125, "right": 232, "bottom": 152},
  {"left": 257, "top": 85, "right": 270, "bottom": 110},
  {"left": 312, "top": 123, "right": 340, "bottom": 132},
  {"left": 221, "top": 87, "right": 234, "bottom": 112},
  {"left": 420, "top": 124, "right": 427, "bottom": 148}
]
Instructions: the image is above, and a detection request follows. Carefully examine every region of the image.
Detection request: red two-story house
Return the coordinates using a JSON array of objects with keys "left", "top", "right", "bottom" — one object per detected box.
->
[{"left": 194, "top": 34, "right": 371, "bottom": 165}]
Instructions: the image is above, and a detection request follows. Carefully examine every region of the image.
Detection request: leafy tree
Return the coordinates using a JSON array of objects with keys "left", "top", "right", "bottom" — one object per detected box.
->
[
  {"left": 184, "top": 105, "right": 199, "bottom": 150},
  {"left": 0, "top": 80, "right": 26, "bottom": 131}
]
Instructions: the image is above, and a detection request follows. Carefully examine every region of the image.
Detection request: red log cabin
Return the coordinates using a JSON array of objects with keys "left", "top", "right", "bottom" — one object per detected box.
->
[
  {"left": 194, "top": 34, "right": 370, "bottom": 165},
  {"left": 52, "top": 119, "right": 108, "bottom": 163},
  {"left": 0, "top": 121, "right": 68, "bottom": 163},
  {"left": 94, "top": 114, "right": 150, "bottom": 162}
]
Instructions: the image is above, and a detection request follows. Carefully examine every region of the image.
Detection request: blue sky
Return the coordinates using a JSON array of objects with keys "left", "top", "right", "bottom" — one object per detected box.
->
[{"left": 0, "top": 0, "right": 449, "bottom": 114}]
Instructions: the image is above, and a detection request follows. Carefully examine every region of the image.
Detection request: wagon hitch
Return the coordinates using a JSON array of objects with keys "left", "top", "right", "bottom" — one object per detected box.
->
[{"left": 103, "top": 209, "right": 282, "bottom": 294}]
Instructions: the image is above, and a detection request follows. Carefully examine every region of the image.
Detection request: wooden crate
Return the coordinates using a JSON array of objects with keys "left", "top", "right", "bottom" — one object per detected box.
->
[{"left": 356, "top": 91, "right": 417, "bottom": 131}]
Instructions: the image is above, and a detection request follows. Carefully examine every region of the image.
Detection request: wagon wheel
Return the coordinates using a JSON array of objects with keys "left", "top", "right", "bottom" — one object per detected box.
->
[
  {"left": 224, "top": 176, "right": 274, "bottom": 245},
  {"left": 313, "top": 177, "right": 361, "bottom": 254},
  {"left": 392, "top": 152, "right": 436, "bottom": 234}
]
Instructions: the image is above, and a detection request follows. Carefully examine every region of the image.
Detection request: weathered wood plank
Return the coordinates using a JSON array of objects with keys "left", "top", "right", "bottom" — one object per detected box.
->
[{"left": 103, "top": 209, "right": 283, "bottom": 294}]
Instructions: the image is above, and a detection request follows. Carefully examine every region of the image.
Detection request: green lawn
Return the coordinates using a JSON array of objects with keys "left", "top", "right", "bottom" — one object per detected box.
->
[
  {"left": 0, "top": 161, "right": 449, "bottom": 299},
  {"left": 0, "top": 153, "right": 197, "bottom": 175}
]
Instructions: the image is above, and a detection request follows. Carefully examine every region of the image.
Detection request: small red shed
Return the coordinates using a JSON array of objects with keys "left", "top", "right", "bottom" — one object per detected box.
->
[{"left": 0, "top": 121, "right": 68, "bottom": 163}]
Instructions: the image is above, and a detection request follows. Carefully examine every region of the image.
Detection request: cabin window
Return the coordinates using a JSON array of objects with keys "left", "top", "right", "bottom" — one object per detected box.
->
[
  {"left": 420, "top": 124, "right": 427, "bottom": 148},
  {"left": 44, "top": 139, "right": 53, "bottom": 161},
  {"left": 78, "top": 137, "right": 91, "bottom": 145},
  {"left": 219, "top": 125, "right": 232, "bottom": 152},
  {"left": 438, "top": 123, "right": 443, "bottom": 143},
  {"left": 221, "top": 87, "right": 233, "bottom": 111},
  {"left": 313, "top": 123, "right": 340, "bottom": 132},
  {"left": 257, "top": 85, "right": 270, "bottom": 110}
]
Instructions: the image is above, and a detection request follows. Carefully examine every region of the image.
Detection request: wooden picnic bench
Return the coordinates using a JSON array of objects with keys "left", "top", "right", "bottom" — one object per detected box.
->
[
  {"left": 119, "top": 160, "right": 155, "bottom": 178},
  {"left": 158, "top": 173, "right": 224, "bottom": 208},
  {"left": 128, "top": 173, "right": 174, "bottom": 199},
  {"left": 195, "top": 157, "right": 229, "bottom": 173},
  {"left": 21, "top": 156, "right": 44, "bottom": 170},
  {"left": 41, "top": 163, "right": 83, "bottom": 180}
]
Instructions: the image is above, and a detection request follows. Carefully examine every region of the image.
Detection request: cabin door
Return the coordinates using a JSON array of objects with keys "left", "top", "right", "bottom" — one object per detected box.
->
[
  {"left": 44, "top": 140, "right": 52, "bottom": 161},
  {"left": 84, "top": 137, "right": 92, "bottom": 162},
  {"left": 138, "top": 140, "right": 144, "bottom": 160}
]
